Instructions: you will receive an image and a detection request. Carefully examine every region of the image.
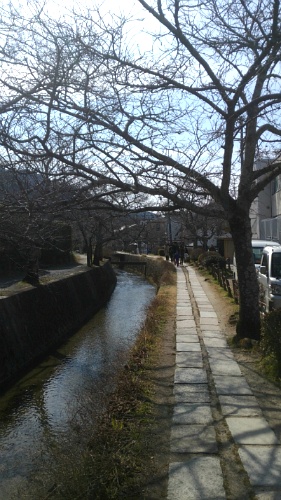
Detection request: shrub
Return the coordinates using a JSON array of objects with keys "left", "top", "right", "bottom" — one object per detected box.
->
[
  {"left": 189, "top": 248, "right": 204, "bottom": 262},
  {"left": 260, "top": 309, "right": 281, "bottom": 379},
  {"left": 198, "top": 251, "right": 226, "bottom": 269},
  {"left": 146, "top": 257, "right": 175, "bottom": 289}
]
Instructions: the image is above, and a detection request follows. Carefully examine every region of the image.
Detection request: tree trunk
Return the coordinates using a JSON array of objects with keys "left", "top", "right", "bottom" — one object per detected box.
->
[
  {"left": 93, "top": 241, "right": 103, "bottom": 266},
  {"left": 93, "top": 222, "right": 103, "bottom": 267},
  {"left": 86, "top": 239, "right": 92, "bottom": 267},
  {"left": 23, "top": 247, "right": 40, "bottom": 285},
  {"left": 229, "top": 212, "right": 261, "bottom": 341}
]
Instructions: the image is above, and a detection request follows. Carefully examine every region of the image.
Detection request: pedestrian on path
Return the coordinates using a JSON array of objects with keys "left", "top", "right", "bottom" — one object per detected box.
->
[{"left": 174, "top": 249, "right": 180, "bottom": 267}]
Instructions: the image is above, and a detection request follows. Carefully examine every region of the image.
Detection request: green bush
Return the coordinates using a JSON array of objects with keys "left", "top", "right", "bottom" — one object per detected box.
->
[
  {"left": 198, "top": 251, "right": 226, "bottom": 269},
  {"left": 260, "top": 309, "right": 281, "bottom": 379}
]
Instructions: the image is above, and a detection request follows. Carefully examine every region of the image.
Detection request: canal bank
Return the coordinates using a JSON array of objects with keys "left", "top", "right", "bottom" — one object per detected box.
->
[{"left": 0, "top": 261, "right": 117, "bottom": 390}]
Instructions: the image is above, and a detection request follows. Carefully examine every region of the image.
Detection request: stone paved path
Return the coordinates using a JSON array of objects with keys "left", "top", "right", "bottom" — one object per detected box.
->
[{"left": 168, "top": 266, "right": 281, "bottom": 500}]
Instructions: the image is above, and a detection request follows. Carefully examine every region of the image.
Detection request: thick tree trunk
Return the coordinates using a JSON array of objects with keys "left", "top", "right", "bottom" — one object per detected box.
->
[{"left": 229, "top": 212, "right": 261, "bottom": 340}]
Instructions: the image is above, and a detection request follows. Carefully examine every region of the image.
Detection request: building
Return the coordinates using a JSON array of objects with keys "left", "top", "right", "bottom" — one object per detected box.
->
[{"left": 250, "top": 158, "right": 281, "bottom": 242}]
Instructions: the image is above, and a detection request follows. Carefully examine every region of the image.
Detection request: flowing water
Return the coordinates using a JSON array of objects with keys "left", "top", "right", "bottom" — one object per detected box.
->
[{"left": 0, "top": 271, "right": 155, "bottom": 499}]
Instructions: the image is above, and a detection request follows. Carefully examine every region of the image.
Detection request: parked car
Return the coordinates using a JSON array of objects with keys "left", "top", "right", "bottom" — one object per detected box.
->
[
  {"left": 258, "top": 245, "right": 281, "bottom": 313},
  {"left": 232, "top": 239, "right": 280, "bottom": 280}
]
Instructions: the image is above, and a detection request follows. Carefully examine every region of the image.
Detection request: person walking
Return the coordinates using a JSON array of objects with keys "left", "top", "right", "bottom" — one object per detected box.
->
[{"left": 174, "top": 246, "right": 180, "bottom": 267}]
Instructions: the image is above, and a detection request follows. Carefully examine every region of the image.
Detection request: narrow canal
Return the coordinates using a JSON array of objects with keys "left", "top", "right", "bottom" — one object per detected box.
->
[{"left": 0, "top": 270, "right": 155, "bottom": 499}]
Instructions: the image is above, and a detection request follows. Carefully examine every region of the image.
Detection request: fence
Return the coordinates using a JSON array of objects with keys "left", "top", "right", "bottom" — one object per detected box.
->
[{"left": 210, "top": 264, "right": 239, "bottom": 303}]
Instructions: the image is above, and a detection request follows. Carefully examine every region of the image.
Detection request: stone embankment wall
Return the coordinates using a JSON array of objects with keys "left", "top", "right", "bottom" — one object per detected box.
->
[{"left": 0, "top": 262, "right": 117, "bottom": 390}]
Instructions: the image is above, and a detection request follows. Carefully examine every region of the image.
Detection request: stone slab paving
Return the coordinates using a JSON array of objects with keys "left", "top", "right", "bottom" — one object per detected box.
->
[
  {"left": 226, "top": 417, "right": 279, "bottom": 445},
  {"left": 177, "top": 310, "right": 193, "bottom": 317},
  {"left": 170, "top": 424, "right": 218, "bottom": 453},
  {"left": 177, "top": 319, "right": 197, "bottom": 328},
  {"left": 213, "top": 374, "right": 253, "bottom": 395},
  {"left": 169, "top": 267, "right": 222, "bottom": 498},
  {"left": 174, "top": 367, "right": 208, "bottom": 384},
  {"left": 208, "top": 358, "right": 242, "bottom": 376},
  {"left": 176, "top": 330, "right": 198, "bottom": 337},
  {"left": 200, "top": 311, "right": 218, "bottom": 318},
  {"left": 200, "top": 323, "right": 223, "bottom": 331},
  {"left": 203, "top": 337, "right": 228, "bottom": 348},
  {"left": 201, "top": 331, "right": 225, "bottom": 338},
  {"left": 173, "top": 403, "right": 213, "bottom": 424},
  {"left": 200, "top": 317, "right": 219, "bottom": 326},
  {"left": 177, "top": 325, "right": 197, "bottom": 331},
  {"left": 174, "top": 384, "right": 210, "bottom": 403},
  {"left": 176, "top": 342, "right": 202, "bottom": 352},
  {"left": 177, "top": 334, "right": 200, "bottom": 343},
  {"left": 176, "top": 352, "right": 203, "bottom": 368},
  {"left": 176, "top": 325, "right": 198, "bottom": 332},
  {"left": 238, "top": 446, "right": 281, "bottom": 486},
  {"left": 206, "top": 346, "right": 235, "bottom": 360},
  {"left": 219, "top": 395, "right": 262, "bottom": 417},
  {"left": 168, "top": 457, "right": 226, "bottom": 500},
  {"left": 197, "top": 302, "right": 213, "bottom": 309},
  {"left": 168, "top": 266, "right": 281, "bottom": 499},
  {"left": 177, "top": 314, "right": 194, "bottom": 320}
]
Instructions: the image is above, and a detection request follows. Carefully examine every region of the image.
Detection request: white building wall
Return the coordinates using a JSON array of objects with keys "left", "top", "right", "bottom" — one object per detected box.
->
[
  {"left": 260, "top": 217, "right": 281, "bottom": 242},
  {"left": 250, "top": 159, "right": 272, "bottom": 238},
  {"left": 252, "top": 158, "right": 281, "bottom": 243},
  {"left": 272, "top": 175, "right": 281, "bottom": 217}
]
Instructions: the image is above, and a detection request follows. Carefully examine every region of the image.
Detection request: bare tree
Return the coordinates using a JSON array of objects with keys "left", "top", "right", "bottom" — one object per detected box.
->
[
  {"left": 0, "top": 164, "right": 76, "bottom": 282},
  {"left": 0, "top": 1, "right": 281, "bottom": 338},
  {"left": 179, "top": 207, "right": 226, "bottom": 251}
]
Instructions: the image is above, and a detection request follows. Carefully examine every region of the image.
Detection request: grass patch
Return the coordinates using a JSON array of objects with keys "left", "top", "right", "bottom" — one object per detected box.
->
[{"left": 195, "top": 265, "right": 239, "bottom": 317}]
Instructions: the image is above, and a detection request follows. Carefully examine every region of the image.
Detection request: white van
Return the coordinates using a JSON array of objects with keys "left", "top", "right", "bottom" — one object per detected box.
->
[
  {"left": 232, "top": 239, "right": 280, "bottom": 280},
  {"left": 258, "top": 245, "right": 281, "bottom": 313}
]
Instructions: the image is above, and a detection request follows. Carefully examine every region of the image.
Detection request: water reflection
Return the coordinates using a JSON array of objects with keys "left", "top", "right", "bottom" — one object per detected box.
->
[{"left": 0, "top": 271, "right": 155, "bottom": 498}]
